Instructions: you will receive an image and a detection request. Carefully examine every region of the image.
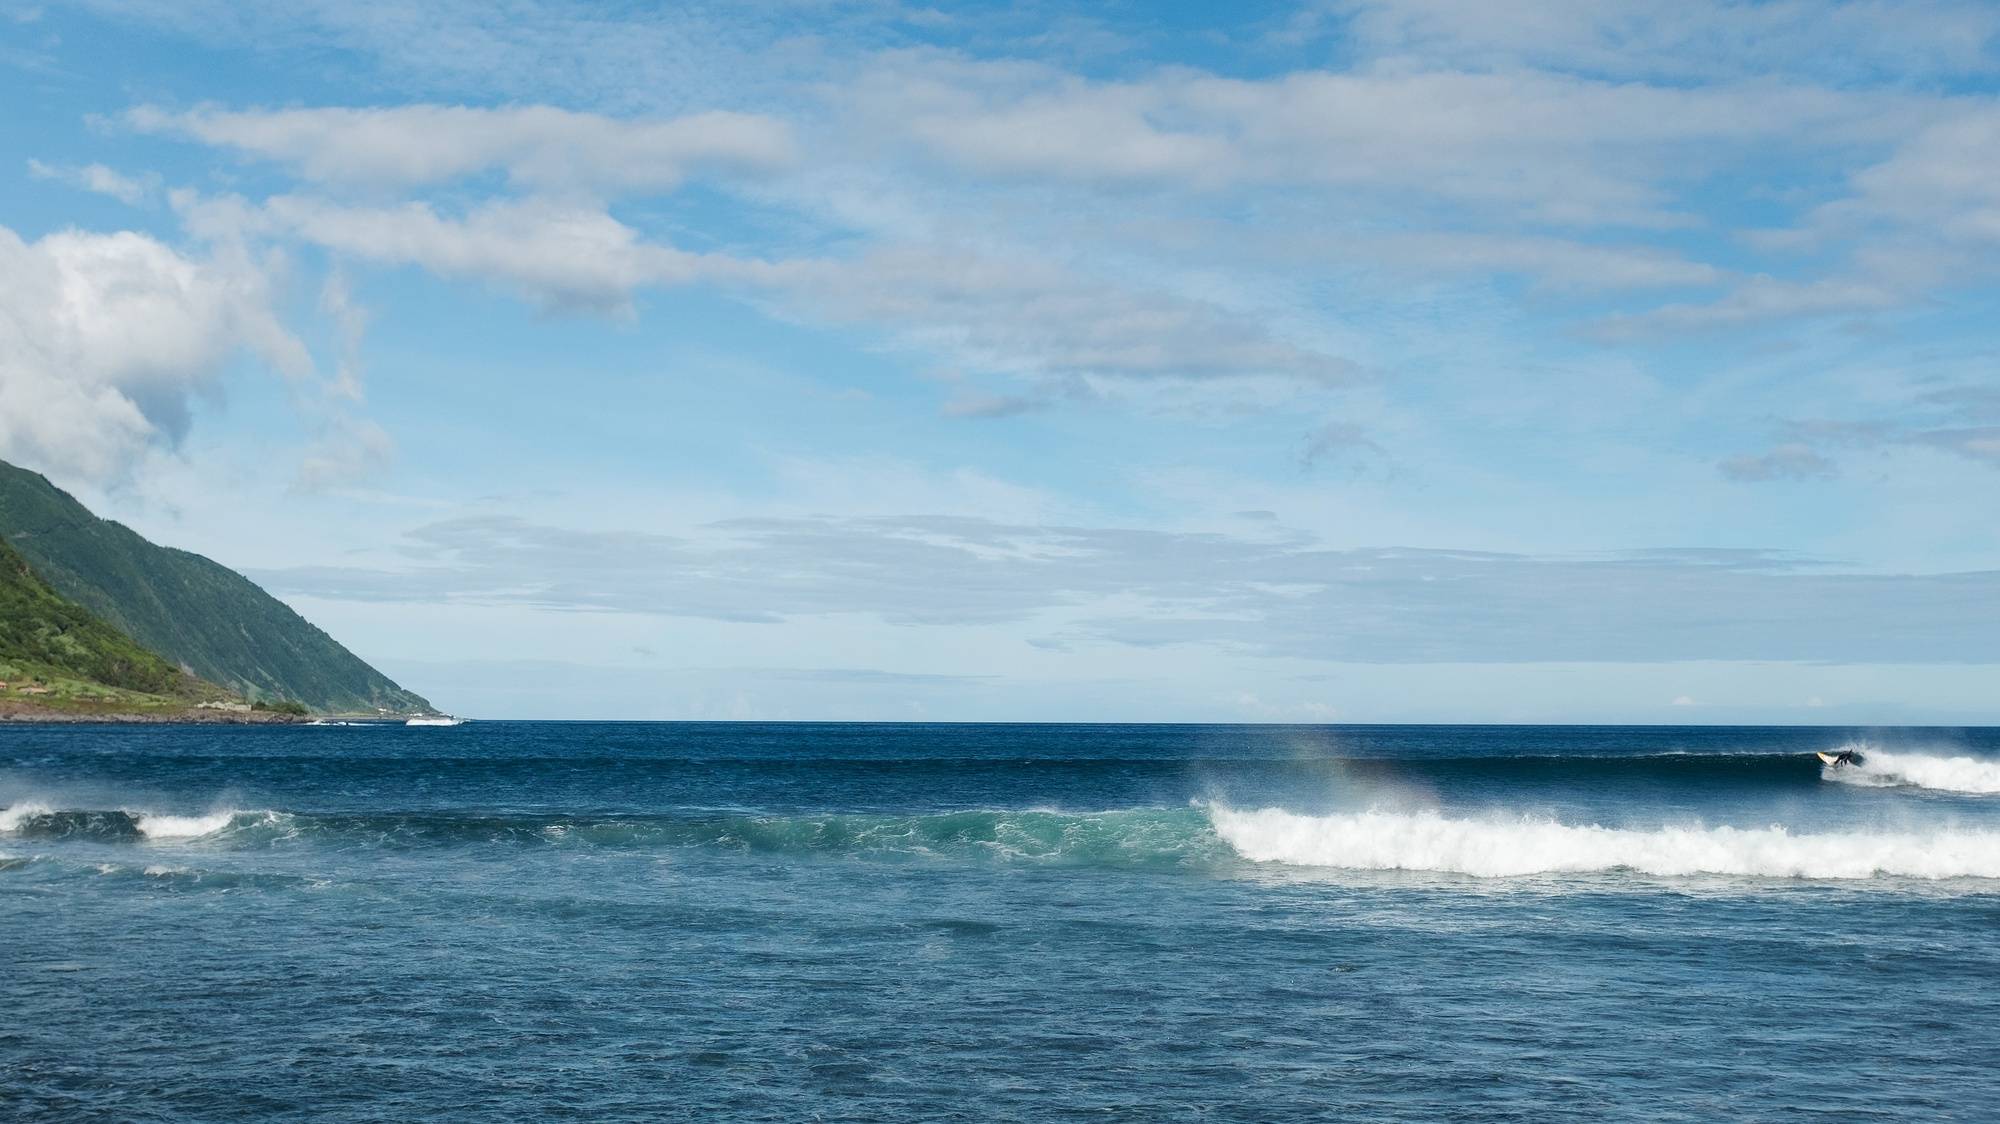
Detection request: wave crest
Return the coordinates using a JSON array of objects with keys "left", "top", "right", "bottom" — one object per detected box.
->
[
  {"left": 0, "top": 803, "right": 1222, "bottom": 866},
  {"left": 1826, "top": 746, "right": 2000, "bottom": 795},
  {"left": 0, "top": 804, "right": 268, "bottom": 842},
  {"left": 1207, "top": 805, "right": 2000, "bottom": 880}
]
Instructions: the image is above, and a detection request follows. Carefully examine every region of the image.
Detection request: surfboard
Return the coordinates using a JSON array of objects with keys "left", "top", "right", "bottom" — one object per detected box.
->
[{"left": 1816, "top": 750, "right": 1860, "bottom": 767}]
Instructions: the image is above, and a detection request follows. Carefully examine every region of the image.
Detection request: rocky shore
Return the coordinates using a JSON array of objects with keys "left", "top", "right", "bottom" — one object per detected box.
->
[{"left": 0, "top": 702, "right": 308, "bottom": 725}]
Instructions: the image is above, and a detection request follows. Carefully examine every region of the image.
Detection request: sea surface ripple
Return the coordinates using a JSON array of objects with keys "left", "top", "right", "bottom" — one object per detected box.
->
[{"left": 5, "top": 721, "right": 1999, "bottom": 1121}]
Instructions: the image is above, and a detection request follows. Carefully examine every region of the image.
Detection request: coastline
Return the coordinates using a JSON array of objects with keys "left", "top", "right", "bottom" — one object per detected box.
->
[{"left": 0, "top": 702, "right": 309, "bottom": 725}]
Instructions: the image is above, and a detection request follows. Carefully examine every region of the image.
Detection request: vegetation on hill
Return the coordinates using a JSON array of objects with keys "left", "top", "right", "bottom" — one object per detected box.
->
[
  {"left": 0, "top": 537, "right": 188, "bottom": 696},
  {"left": 0, "top": 460, "right": 431, "bottom": 715},
  {"left": 0, "top": 537, "right": 242, "bottom": 716}
]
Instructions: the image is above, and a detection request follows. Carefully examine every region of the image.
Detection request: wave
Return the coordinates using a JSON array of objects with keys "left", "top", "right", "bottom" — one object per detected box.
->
[
  {"left": 0, "top": 804, "right": 267, "bottom": 842},
  {"left": 0, "top": 802, "right": 1226, "bottom": 867},
  {"left": 1208, "top": 805, "right": 2000, "bottom": 880},
  {"left": 11, "top": 796, "right": 2000, "bottom": 882},
  {"left": 1824, "top": 746, "right": 2000, "bottom": 795}
]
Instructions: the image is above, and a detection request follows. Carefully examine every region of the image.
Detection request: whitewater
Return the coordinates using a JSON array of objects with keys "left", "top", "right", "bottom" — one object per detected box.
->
[
  {"left": 1823, "top": 743, "right": 2000, "bottom": 794},
  {"left": 6, "top": 721, "right": 2000, "bottom": 1120}
]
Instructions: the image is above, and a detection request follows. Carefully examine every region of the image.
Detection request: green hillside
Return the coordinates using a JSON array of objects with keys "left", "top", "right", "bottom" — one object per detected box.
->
[
  {"left": 0, "top": 536, "right": 194, "bottom": 699},
  {"left": 0, "top": 460, "right": 430, "bottom": 714}
]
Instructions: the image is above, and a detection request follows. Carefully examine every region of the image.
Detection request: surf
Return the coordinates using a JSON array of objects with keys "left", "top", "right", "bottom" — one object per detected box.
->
[
  {"left": 0, "top": 801, "right": 1228, "bottom": 866},
  {"left": 0, "top": 804, "right": 271, "bottom": 843},
  {"left": 1821, "top": 745, "right": 2000, "bottom": 795},
  {"left": 1207, "top": 804, "right": 2000, "bottom": 880}
]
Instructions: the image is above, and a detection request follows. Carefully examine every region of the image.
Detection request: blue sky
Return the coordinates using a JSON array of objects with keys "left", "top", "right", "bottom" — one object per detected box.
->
[{"left": 4, "top": 0, "right": 2000, "bottom": 722}]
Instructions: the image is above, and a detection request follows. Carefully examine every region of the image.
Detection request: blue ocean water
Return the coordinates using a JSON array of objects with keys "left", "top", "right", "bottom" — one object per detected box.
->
[{"left": 5, "top": 722, "right": 2000, "bottom": 1121}]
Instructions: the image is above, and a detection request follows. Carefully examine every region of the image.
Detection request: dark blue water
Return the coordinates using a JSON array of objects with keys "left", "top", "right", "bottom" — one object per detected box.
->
[{"left": 6, "top": 722, "right": 2000, "bottom": 1120}]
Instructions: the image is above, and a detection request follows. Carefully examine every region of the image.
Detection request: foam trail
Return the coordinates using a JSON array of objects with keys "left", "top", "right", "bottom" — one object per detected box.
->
[
  {"left": 132, "top": 811, "right": 240, "bottom": 839},
  {"left": 1827, "top": 747, "right": 2000, "bottom": 795},
  {"left": 1208, "top": 806, "right": 2000, "bottom": 880}
]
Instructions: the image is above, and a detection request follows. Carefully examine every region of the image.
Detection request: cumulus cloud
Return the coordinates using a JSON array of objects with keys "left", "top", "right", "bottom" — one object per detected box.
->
[
  {"left": 0, "top": 223, "right": 307, "bottom": 485},
  {"left": 252, "top": 513, "right": 2000, "bottom": 664},
  {"left": 127, "top": 104, "right": 795, "bottom": 194}
]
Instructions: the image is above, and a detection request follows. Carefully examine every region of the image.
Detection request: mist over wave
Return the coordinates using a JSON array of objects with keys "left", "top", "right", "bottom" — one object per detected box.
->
[
  {"left": 1207, "top": 805, "right": 2000, "bottom": 880},
  {"left": 1826, "top": 745, "right": 2000, "bottom": 795}
]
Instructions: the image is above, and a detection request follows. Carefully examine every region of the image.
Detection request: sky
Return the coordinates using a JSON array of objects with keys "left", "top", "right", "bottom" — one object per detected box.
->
[{"left": 3, "top": 0, "right": 1999, "bottom": 723}]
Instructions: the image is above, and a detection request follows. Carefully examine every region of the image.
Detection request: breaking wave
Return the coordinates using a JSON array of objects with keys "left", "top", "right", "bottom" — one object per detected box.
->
[
  {"left": 11, "top": 795, "right": 2000, "bottom": 882},
  {"left": 1208, "top": 805, "right": 2000, "bottom": 880},
  {"left": 1824, "top": 746, "right": 2000, "bottom": 795},
  {"left": 0, "top": 802, "right": 1226, "bottom": 867},
  {"left": 0, "top": 804, "right": 271, "bottom": 842}
]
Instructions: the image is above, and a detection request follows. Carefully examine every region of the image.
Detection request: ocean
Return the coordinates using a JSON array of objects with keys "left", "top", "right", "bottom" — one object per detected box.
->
[{"left": 5, "top": 722, "right": 1999, "bottom": 1120}]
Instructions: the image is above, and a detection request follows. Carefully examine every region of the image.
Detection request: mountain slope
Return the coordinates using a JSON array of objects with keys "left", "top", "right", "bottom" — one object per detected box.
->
[
  {"left": 0, "top": 536, "right": 195, "bottom": 699},
  {"left": 0, "top": 460, "right": 430, "bottom": 714}
]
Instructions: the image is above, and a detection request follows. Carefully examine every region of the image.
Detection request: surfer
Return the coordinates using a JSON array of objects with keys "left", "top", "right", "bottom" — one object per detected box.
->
[{"left": 1815, "top": 748, "right": 1862, "bottom": 768}]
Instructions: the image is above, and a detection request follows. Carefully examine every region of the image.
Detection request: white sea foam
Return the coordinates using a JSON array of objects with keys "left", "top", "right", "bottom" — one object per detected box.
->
[
  {"left": 1825, "top": 747, "right": 2000, "bottom": 795},
  {"left": 0, "top": 802, "right": 52, "bottom": 833},
  {"left": 132, "top": 810, "right": 240, "bottom": 839},
  {"left": 1207, "top": 805, "right": 2000, "bottom": 880}
]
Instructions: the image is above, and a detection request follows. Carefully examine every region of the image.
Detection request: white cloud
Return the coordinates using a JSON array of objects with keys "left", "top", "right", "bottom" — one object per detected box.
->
[
  {"left": 179, "top": 192, "right": 723, "bottom": 313},
  {"left": 289, "top": 272, "right": 392, "bottom": 491},
  {"left": 1358, "top": 232, "right": 1725, "bottom": 290},
  {"left": 1331, "top": 0, "right": 2000, "bottom": 81},
  {"left": 754, "top": 244, "right": 1354, "bottom": 385},
  {"left": 941, "top": 392, "right": 1048, "bottom": 419},
  {"left": 127, "top": 103, "right": 796, "bottom": 194},
  {"left": 1698, "top": 107, "right": 2000, "bottom": 330},
  {"left": 252, "top": 513, "right": 2000, "bottom": 664},
  {"left": 858, "top": 55, "right": 1906, "bottom": 226},
  {"left": 26, "top": 159, "right": 156, "bottom": 204},
  {"left": 166, "top": 163, "right": 1351, "bottom": 385},
  {"left": 1723, "top": 390, "right": 2000, "bottom": 479},
  {"left": 1594, "top": 276, "right": 1907, "bottom": 338},
  {"left": 1908, "top": 427, "right": 2000, "bottom": 467},
  {"left": 1790, "top": 107, "right": 2000, "bottom": 252},
  {"left": 296, "top": 414, "right": 395, "bottom": 491},
  {"left": 0, "top": 223, "right": 307, "bottom": 485}
]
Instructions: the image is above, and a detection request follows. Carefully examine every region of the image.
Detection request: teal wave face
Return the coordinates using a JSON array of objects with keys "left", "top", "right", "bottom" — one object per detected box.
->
[
  {"left": 15, "top": 797, "right": 2000, "bottom": 883},
  {"left": 10, "top": 723, "right": 2000, "bottom": 1122},
  {"left": 2, "top": 803, "right": 1234, "bottom": 868}
]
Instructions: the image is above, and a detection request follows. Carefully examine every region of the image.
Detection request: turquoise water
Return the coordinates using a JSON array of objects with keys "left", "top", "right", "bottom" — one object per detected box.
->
[{"left": 5, "top": 722, "right": 2000, "bottom": 1120}]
